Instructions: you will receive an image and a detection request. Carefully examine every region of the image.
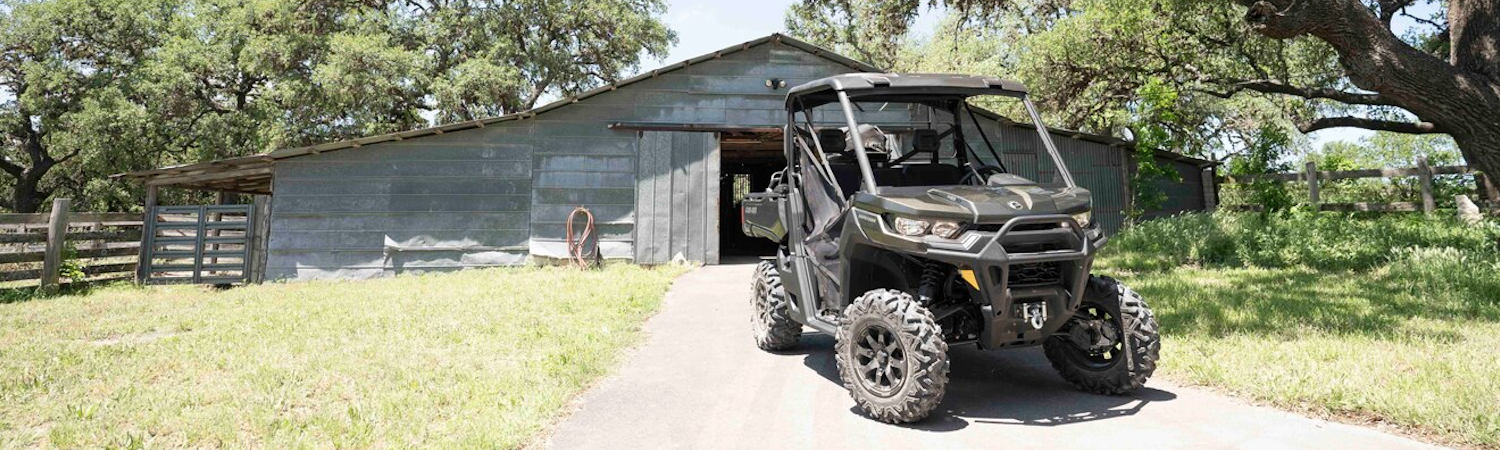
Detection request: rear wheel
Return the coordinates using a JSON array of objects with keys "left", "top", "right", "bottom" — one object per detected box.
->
[
  {"left": 835, "top": 289, "right": 949, "bottom": 423},
  {"left": 750, "top": 260, "right": 801, "bottom": 351},
  {"left": 1043, "top": 275, "right": 1160, "bottom": 394}
]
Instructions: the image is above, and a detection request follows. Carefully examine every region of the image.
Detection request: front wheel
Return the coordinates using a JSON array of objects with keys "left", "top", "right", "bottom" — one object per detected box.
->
[
  {"left": 750, "top": 260, "right": 801, "bottom": 351},
  {"left": 1043, "top": 275, "right": 1160, "bottom": 395},
  {"left": 835, "top": 289, "right": 949, "bottom": 423}
]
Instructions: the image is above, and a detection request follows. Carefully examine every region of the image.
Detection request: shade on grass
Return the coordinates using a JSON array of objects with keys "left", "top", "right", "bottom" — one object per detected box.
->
[
  {"left": 0, "top": 264, "right": 689, "bottom": 448},
  {"left": 1100, "top": 212, "right": 1500, "bottom": 447}
]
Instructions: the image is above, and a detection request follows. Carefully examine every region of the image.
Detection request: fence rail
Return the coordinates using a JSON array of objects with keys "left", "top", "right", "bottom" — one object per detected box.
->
[
  {"left": 0, "top": 199, "right": 143, "bottom": 290},
  {"left": 1217, "top": 157, "right": 1500, "bottom": 214}
]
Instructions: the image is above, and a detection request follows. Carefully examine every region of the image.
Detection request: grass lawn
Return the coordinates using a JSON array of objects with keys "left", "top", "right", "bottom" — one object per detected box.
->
[
  {"left": 0, "top": 264, "right": 688, "bottom": 448},
  {"left": 1099, "top": 212, "right": 1500, "bottom": 448}
]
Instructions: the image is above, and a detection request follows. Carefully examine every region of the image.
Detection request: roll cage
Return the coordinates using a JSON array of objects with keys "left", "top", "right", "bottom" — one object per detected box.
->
[{"left": 783, "top": 73, "right": 1078, "bottom": 198}]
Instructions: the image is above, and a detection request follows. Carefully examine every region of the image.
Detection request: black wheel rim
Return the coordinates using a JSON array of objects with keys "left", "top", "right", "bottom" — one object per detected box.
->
[
  {"left": 853, "top": 323, "right": 906, "bottom": 396},
  {"left": 1060, "top": 302, "right": 1125, "bottom": 371}
]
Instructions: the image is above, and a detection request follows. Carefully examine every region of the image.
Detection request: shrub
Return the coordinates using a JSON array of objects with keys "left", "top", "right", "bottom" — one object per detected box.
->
[{"left": 1106, "top": 210, "right": 1500, "bottom": 272}]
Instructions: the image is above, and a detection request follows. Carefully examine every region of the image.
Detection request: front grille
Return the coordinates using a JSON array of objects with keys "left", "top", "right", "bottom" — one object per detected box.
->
[
  {"left": 1001, "top": 241, "right": 1071, "bottom": 254},
  {"left": 1009, "top": 262, "right": 1061, "bottom": 286},
  {"left": 970, "top": 222, "right": 1062, "bottom": 233}
]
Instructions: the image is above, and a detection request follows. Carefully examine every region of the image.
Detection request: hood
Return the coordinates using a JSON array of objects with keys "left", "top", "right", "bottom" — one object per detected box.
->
[{"left": 852, "top": 183, "right": 1092, "bottom": 224}]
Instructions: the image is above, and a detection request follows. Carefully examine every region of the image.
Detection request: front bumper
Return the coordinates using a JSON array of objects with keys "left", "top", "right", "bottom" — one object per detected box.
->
[{"left": 851, "top": 211, "right": 1105, "bottom": 349}]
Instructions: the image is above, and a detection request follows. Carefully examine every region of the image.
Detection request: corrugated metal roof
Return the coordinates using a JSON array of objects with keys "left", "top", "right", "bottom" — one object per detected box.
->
[{"left": 116, "top": 32, "right": 1211, "bottom": 190}]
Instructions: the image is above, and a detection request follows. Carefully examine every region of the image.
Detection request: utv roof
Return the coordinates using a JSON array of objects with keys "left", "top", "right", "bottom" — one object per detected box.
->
[{"left": 786, "top": 73, "right": 1029, "bottom": 106}]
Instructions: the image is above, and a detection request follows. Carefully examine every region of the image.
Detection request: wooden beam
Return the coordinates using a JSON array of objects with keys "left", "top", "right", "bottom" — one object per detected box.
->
[
  {"left": 1201, "top": 166, "right": 1217, "bottom": 211},
  {"left": 1224, "top": 164, "right": 1474, "bottom": 184},
  {"left": 136, "top": 185, "right": 157, "bottom": 284},
  {"left": 145, "top": 166, "right": 272, "bottom": 187},
  {"left": 248, "top": 195, "right": 271, "bottom": 284},
  {"left": 1306, "top": 161, "right": 1320, "bottom": 206},
  {"left": 1418, "top": 156, "right": 1435, "bottom": 214},
  {"left": 1319, "top": 202, "right": 1422, "bottom": 212}
]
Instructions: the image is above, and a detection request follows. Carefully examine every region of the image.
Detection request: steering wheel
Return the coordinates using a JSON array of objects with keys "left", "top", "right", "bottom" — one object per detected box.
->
[{"left": 962, "top": 165, "right": 1006, "bottom": 185}]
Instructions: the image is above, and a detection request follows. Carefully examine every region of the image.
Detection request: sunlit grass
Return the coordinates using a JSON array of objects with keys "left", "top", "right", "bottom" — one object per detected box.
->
[
  {"left": 1100, "top": 212, "right": 1500, "bottom": 447},
  {"left": 0, "top": 263, "right": 689, "bottom": 448}
]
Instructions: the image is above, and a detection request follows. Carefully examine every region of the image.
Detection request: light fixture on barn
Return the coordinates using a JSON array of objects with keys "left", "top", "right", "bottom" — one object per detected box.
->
[{"left": 766, "top": 78, "right": 786, "bottom": 90}]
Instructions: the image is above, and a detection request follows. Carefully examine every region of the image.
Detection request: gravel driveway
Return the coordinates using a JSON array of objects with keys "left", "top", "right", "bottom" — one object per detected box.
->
[{"left": 542, "top": 262, "right": 1439, "bottom": 449}]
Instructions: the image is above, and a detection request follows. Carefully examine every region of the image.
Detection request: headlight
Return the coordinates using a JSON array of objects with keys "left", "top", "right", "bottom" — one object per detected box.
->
[
  {"left": 930, "top": 221, "right": 963, "bottom": 239},
  {"left": 892, "top": 217, "right": 930, "bottom": 236},
  {"left": 890, "top": 216, "right": 965, "bottom": 239},
  {"left": 1070, "top": 211, "right": 1092, "bottom": 228}
]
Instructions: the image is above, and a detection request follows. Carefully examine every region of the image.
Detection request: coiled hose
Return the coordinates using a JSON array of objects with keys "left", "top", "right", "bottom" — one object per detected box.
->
[{"left": 565, "top": 206, "right": 598, "bottom": 269}]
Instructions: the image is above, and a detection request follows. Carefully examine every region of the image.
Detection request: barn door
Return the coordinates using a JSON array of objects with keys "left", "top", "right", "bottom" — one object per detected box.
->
[{"left": 635, "top": 131, "right": 720, "bottom": 264}]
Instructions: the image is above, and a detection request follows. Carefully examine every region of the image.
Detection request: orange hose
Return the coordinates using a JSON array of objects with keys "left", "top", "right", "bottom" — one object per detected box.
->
[{"left": 565, "top": 206, "right": 597, "bottom": 269}]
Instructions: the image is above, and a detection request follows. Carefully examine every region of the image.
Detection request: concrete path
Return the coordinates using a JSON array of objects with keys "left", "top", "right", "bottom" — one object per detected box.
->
[{"left": 543, "top": 262, "right": 1439, "bottom": 450}]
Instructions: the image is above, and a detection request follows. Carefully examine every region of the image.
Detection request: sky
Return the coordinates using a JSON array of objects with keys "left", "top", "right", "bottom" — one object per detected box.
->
[{"left": 656, "top": 0, "right": 1445, "bottom": 150}]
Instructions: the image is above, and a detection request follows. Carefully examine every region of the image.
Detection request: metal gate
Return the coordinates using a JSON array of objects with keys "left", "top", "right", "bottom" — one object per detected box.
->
[{"left": 141, "top": 205, "right": 253, "bottom": 284}]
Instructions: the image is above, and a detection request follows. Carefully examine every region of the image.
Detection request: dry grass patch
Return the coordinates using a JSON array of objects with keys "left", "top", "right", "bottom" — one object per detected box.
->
[{"left": 0, "top": 264, "right": 690, "bottom": 448}]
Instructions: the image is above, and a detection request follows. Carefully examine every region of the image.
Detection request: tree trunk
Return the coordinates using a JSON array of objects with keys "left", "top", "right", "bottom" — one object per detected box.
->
[
  {"left": 10, "top": 172, "right": 45, "bottom": 213},
  {"left": 1236, "top": 0, "right": 1500, "bottom": 180},
  {"left": 1454, "top": 131, "right": 1500, "bottom": 187}
]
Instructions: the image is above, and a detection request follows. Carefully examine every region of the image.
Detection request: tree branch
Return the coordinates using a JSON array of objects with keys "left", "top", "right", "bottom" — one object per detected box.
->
[
  {"left": 1298, "top": 116, "right": 1444, "bottom": 134},
  {"left": 0, "top": 157, "right": 24, "bottom": 178},
  {"left": 1376, "top": 0, "right": 1416, "bottom": 26},
  {"left": 1230, "top": 79, "right": 1399, "bottom": 105}
]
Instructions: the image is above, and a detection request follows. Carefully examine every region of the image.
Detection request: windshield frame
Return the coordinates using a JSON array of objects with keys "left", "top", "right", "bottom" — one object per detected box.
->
[{"left": 786, "top": 87, "right": 1078, "bottom": 194}]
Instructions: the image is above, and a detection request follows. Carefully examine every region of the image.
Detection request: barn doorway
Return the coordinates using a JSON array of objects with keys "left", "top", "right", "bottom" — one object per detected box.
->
[{"left": 718, "top": 130, "right": 785, "bottom": 259}]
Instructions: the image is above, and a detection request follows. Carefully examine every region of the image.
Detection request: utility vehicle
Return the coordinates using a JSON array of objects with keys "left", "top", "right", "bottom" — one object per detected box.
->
[{"left": 740, "top": 73, "right": 1161, "bottom": 423}]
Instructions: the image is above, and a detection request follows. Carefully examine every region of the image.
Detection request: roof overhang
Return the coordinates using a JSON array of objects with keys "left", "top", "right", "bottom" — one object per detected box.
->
[{"left": 114, "top": 155, "right": 274, "bottom": 194}]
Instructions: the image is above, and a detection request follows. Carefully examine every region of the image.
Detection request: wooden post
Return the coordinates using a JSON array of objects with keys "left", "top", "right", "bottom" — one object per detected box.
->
[
  {"left": 40, "top": 198, "right": 71, "bottom": 290},
  {"left": 1201, "top": 166, "right": 1217, "bottom": 212},
  {"left": 1305, "top": 161, "right": 1320, "bottom": 209},
  {"left": 136, "top": 185, "right": 158, "bottom": 284},
  {"left": 1418, "top": 155, "right": 1436, "bottom": 214},
  {"left": 247, "top": 195, "right": 272, "bottom": 283},
  {"left": 1121, "top": 152, "right": 1135, "bottom": 226}
]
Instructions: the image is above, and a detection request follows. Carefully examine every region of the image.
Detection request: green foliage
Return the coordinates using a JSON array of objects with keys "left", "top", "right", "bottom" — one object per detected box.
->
[
  {"left": 1126, "top": 78, "right": 1185, "bottom": 217},
  {"left": 57, "top": 244, "right": 86, "bottom": 285},
  {"left": 1222, "top": 126, "right": 1297, "bottom": 211},
  {"left": 0, "top": 0, "right": 675, "bottom": 212},
  {"left": 1305, "top": 133, "right": 1474, "bottom": 208},
  {"left": 1107, "top": 210, "right": 1500, "bottom": 272},
  {"left": 785, "top": 0, "right": 922, "bottom": 69}
]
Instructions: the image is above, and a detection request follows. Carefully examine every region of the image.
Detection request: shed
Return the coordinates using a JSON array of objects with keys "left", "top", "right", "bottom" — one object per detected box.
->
[{"left": 120, "top": 34, "right": 1214, "bottom": 281}]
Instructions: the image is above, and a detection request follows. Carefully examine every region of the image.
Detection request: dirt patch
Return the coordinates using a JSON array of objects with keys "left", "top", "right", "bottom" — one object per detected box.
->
[{"left": 89, "top": 330, "right": 180, "bottom": 346}]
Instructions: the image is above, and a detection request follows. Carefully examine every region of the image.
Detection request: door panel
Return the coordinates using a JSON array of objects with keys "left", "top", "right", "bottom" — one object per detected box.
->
[{"left": 635, "top": 131, "right": 720, "bottom": 264}]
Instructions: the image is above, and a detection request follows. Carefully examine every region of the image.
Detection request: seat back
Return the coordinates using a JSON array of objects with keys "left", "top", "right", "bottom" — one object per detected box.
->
[
  {"left": 912, "top": 129, "right": 941, "bottom": 154},
  {"left": 901, "top": 164, "right": 966, "bottom": 186}
]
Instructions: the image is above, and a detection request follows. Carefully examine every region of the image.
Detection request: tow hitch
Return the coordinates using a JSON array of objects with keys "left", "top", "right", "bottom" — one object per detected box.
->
[{"left": 1023, "top": 302, "right": 1047, "bottom": 330}]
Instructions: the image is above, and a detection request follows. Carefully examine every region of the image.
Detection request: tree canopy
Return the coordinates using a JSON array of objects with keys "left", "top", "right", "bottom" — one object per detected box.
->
[
  {"left": 785, "top": 0, "right": 1497, "bottom": 180},
  {"left": 0, "top": 0, "right": 674, "bottom": 212}
]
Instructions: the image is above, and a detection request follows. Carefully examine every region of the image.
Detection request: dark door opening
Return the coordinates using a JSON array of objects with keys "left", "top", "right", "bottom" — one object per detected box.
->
[{"left": 719, "top": 130, "right": 785, "bottom": 259}]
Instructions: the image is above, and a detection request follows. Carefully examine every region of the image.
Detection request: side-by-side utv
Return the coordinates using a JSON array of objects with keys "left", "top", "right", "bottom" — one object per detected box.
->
[{"left": 740, "top": 73, "right": 1160, "bottom": 423}]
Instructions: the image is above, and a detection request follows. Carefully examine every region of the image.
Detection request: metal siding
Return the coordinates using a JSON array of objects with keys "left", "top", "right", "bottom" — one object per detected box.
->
[
  {"left": 265, "top": 39, "right": 1207, "bottom": 280},
  {"left": 1142, "top": 157, "right": 1206, "bottom": 220},
  {"left": 264, "top": 126, "right": 535, "bottom": 281},
  {"left": 634, "top": 131, "right": 719, "bottom": 263}
]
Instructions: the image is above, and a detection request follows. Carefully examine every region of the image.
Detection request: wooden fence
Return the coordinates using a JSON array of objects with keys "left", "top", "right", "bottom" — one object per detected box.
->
[
  {"left": 0, "top": 198, "right": 143, "bottom": 290},
  {"left": 1218, "top": 156, "right": 1500, "bottom": 213}
]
